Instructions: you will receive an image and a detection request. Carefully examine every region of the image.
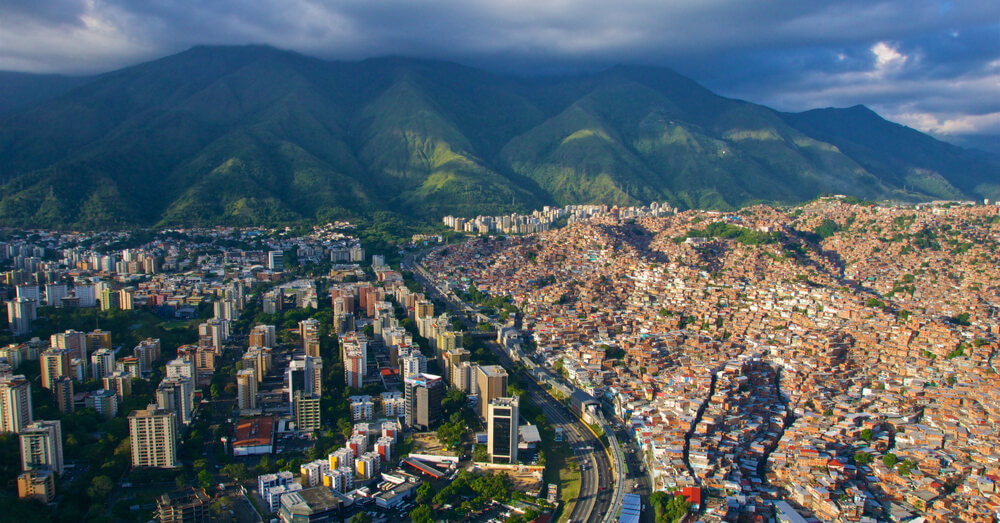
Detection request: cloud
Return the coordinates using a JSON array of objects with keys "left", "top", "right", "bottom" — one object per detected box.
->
[{"left": 0, "top": 0, "right": 997, "bottom": 139}]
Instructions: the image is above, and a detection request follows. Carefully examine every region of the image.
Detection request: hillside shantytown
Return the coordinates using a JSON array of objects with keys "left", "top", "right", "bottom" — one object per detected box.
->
[{"left": 426, "top": 196, "right": 1000, "bottom": 521}]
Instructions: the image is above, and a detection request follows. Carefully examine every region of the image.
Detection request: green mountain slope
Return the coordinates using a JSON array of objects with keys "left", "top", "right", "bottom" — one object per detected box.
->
[{"left": 0, "top": 45, "right": 995, "bottom": 228}]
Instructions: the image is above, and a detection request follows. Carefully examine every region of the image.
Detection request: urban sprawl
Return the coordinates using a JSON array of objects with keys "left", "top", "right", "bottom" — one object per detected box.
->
[{"left": 2, "top": 196, "right": 1000, "bottom": 523}]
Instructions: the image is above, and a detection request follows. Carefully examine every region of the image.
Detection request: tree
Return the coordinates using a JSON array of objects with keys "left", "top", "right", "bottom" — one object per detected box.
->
[
  {"left": 473, "top": 444, "right": 489, "bottom": 462},
  {"left": 198, "top": 470, "right": 213, "bottom": 490},
  {"left": 860, "top": 428, "right": 873, "bottom": 442},
  {"left": 87, "top": 475, "right": 114, "bottom": 500},
  {"left": 882, "top": 453, "right": 898, "bottom": 468},
  {"left": 410, "top": 504, "right": 434, "bottom": 523},
  {"left": 854, "top": 452, "right": 873, "bottom": 465},
  {"left": 442, "top": 389, "right": 467, "bottom": 418},
  {"left": 415, "top": 482, "right": 433, "bottom": 504},
  {"left": 221, "top": 463, "right": 248, "bottom": 483},
  {"left": 350, "top": 513, "right": 373, "bottom": 523},
  {"left": 650, "top": 491, "right": 691, "bottom": 523}
]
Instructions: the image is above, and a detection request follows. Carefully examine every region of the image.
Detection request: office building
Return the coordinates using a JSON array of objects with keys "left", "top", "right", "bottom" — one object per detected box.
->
[
  {"left": 476, "top": 365, "right": 508, "bottom": 419},
  {"left": 404, "top": 373, "right": 443, "bottom": 430},
  {"left": 487, "top": 397, "right": 519, "bottom": 464},
  {"left": 0, "top": 374, "right": 32, "bottom": 433},
  {"left": 128, "top": 405, "right": 179, "bottom": 468},
  {"left": 19, "top": 420, "right": 63, "bottom": 475},
  {"left": 268, "top": 250, "right": 284, "bottom": 271}
]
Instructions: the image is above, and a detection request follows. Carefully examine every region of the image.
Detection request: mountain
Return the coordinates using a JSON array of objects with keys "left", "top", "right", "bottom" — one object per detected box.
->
[
  {"left": 0, "top": 45, "right": 996, "bottom": 229},
  {"left": 0, "top": 71, "right": 91, "bottom": 117}
]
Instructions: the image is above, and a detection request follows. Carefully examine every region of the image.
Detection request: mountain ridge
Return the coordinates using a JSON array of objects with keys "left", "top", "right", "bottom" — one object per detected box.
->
[{"left": 0, "top": 45, "right": 996, "bottom": 228}]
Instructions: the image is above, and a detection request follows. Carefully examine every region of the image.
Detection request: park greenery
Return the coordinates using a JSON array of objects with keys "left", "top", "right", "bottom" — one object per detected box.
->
[
  {"left": 649, "top": 491, "right": 692, "bottom": 523},
  {"left": 675, "top": 221, "right": 780, "bottom": 245}
]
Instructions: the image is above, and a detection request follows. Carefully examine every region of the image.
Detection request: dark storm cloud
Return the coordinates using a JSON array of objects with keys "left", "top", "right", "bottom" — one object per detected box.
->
[{"left": 0, "top": 0, "right": 997, "bottom": 138}]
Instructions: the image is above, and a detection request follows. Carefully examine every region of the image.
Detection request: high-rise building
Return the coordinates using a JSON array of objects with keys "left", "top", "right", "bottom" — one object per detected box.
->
[
  {"left": 6, "top": 298, "right": 33, "bottom": 336},
  {"left": 99, "top": 286, "right": 119, "bottom": 311},
  {"left": 268, "top": 250, "right": 284, "bottom": 271},
  {"left": 132, "top": 338, "right": 160, "bottom": 374},
  {"left": 103, "top": 371, "right": 132, "bottom": 399},
  {"left": 86, "top": 389, "right": 118, "bottom": 419},
  {"left": 399, "top": 351, "right": 427, "bottom": 384},
  {"left": 293, "top": 392, "right": 321, "bottom": 432},
  {"left": 74, "top": 285, "right": 96, "bottom": 308},
  {"left": 128, "top": 405, "right": 178, "bottom": 468},
  {"left": 249, "top": 324, "right": 276, "bottom": 348},
  {"left": 0, "top": 374, "right": 32, "bottom": 433},
  {"left": 300, "top": 318, "right": 321, "bottom": 358},
  {"left": 404, "top": 373, "right": 443, "bottom": 430},
  {"left": 118, "top": 288, "right": 134, "bottom": 310},
  {"left": 86, "top": 329, "right": 112, "bottom": 353},
  {"left": 40, "top": 349, "right": 72, "bottom": 390},
  {"left": 236, "top": 369, "right": 257, "bottom": 410},
  {"left": 44, "top": 284, "right": 68, "bottom": 307},
  {"left": 50, "top": 330, "right": 86, "bottom": 361},
  {"left": 487, "top": 397, "right": 519, "bottom": 464},
  {"left": 156, "top": 378, "right": 192, "bottom": 425},
  {"left": 17, "top": 469, "right": 54, "bottom": 503},
  {"left": 452, "top": 361, "right": 479, "bottom": 394},
  {"left": 443, "top": 348, "right": 470, "bottom": 382},
  {"left": 90, "top": 348, "right": 115, "bottom": 380},
  {"left": 305, "top": 356, "right": 322, "bottom": 397},
  {"left": 19, "top": 420, "right": 63, "bottom": 475},
  {"left": 198, "top": 319, "right": 228, "bottom": 352},
  {"left": 165, "top": 358, "right": 195, "bottom": 424},
  {"left": 341, "top": 333, "right": 368, "bottom": 389},
  {"left": 52, "top": 378, "right": 74, "bottom": 414},
  {"left": 476, "top": 365, "right": 508, "bottom": 419},
  {"left": 244, "top": 346, "right": 272, "bottom": 384}
]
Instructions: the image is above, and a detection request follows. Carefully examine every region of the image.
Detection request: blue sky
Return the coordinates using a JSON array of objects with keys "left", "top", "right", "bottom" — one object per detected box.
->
[{"left": 2, "top": 0, "right": 997, "bottom": 147}]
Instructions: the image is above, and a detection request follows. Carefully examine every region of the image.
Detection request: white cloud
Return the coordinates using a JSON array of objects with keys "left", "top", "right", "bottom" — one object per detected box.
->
[
  {"left": 871, "top": 41, "right": 907, "bottom": 71},
  {"left": 891, "top": 111, "right": 1000, "bottom": 136}
]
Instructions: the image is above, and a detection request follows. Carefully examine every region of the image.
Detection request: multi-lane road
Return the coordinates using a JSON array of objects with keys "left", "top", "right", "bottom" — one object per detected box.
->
[{"left": 403, "top": 250, "right": 616, "bottom": 523}]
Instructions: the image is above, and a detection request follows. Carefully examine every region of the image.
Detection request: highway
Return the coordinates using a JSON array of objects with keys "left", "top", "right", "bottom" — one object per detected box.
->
[{"left": 403, "top": 249, "right": 613, "bottom": 523}]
